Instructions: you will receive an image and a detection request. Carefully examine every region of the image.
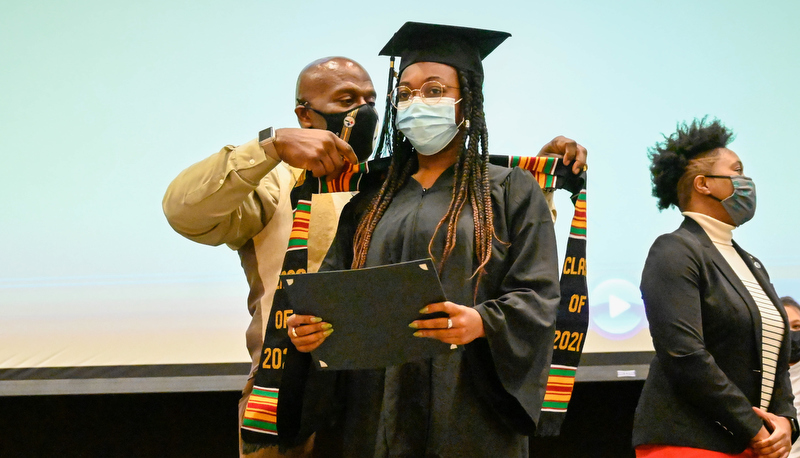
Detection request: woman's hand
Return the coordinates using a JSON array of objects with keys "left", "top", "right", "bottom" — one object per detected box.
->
[
  {"left": 750, "top": 407, "right": 792, "bottom": 458},
  {"left": 286, "top": 314, "right": 333, "bottom": 353},
  {"left": 409, "top": 301, "right": 485, "bottom": 345}
]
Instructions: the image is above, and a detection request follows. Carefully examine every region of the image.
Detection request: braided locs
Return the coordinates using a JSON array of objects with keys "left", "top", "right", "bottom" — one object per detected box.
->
[{"left": 352, "top": 69, "right": 495, "bottom": 292}]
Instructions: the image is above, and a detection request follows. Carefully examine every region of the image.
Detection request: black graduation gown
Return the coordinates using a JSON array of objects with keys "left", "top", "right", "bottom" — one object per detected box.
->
[{"left": 288, "top": 164, "right": 559, "bottom": 458}]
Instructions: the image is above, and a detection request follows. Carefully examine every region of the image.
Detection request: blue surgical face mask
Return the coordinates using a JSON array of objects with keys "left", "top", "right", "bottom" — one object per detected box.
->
[
  {"left": 395, "top": 98, "right": 462, "bottom": 156},
  {"left": 705, "top": 174, "right": 757, "bottom": 226}
]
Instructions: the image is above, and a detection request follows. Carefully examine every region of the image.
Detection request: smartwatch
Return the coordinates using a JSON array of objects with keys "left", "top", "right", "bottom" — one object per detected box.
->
[
  {"left": 790, "top": 416, "right": 800, "bottom": 442},
  {"left": 259, "top": 126, "right": 275, "bottom": 143},
  {"left": 258, "top": 127, "right": 278, "bottom": 160}
]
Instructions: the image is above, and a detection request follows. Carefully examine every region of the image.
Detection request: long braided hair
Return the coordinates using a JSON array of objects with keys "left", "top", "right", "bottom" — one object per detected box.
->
[{"left": 352, "top": 67, "right": 496, "bottom": 288}]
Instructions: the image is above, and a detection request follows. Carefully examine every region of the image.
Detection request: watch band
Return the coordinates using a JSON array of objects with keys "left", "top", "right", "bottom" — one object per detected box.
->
[{"left": 790, "top": 416, "right": 800, "bottom": 442}]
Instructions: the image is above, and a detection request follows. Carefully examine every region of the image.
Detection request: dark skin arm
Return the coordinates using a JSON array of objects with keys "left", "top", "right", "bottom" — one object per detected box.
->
[{"left": 262, "top": 128, "right": 358, "bottom": 178}]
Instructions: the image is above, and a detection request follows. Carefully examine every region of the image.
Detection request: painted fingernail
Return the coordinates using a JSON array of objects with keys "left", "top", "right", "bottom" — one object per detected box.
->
[
  {"left": 413, "top": 331, "right": 422, "bottom": 337},
  {"left": 408, "top": 322, "right": 418, "bottom": 329},
  {"left": 419, "top": 306, "right": 429, "bottom": 314},
  {"left": 311, "top": 317, "right": 322, "bottom": 323},
  {"left": 323, "top": 329, "right": 334, "bottom": 337},
  {"left": 322, "top": 323, "right": 333, "bottom": 330}
]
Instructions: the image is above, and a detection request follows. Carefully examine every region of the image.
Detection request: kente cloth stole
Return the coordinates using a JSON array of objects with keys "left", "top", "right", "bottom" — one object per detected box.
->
[
  {"left": 241, "top": 159, "right": 388, "bottom": 445},
  {"left": 242, "top": 155, "right": 587, "bottom": 445},
  {"left": 489, "top": 155, "right": 589, "bottom": 436}
]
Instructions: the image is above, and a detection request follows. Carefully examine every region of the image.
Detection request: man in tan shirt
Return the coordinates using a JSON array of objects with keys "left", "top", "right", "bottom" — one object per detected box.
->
[
  {"left": 163, "top": 55, "right": 586, "bottom": 457},
  {"left": 164, "top": 56, "right": 376, "bottom": 457}
]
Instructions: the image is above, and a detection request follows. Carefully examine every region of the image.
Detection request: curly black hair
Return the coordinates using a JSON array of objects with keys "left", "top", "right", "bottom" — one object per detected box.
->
[{"left": 649, "top": 117, "right": 734, "bottom": 210}]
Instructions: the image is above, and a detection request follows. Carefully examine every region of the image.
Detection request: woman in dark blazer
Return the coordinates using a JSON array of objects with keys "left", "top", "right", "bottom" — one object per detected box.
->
[{"left": 633, "top": 118, "right": 798, "bottom": 458}]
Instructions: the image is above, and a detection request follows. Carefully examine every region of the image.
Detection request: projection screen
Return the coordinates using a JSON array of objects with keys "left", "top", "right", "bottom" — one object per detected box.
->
[{"left": 2, "top": 0, "right": 798, "bottom": 393}]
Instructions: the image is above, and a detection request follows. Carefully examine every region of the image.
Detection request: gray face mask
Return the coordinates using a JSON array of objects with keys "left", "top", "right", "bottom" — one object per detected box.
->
[{"left": 705, "top": 175, "right": 757, "bottom": 226}]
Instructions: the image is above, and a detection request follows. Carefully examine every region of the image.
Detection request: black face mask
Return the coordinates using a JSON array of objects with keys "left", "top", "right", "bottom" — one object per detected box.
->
[
  {"left": 790, "top": 330, "right": 800, "bottom": 364},
  {"left": 309, "top": 103, "right": 379, "bottom": 162}
]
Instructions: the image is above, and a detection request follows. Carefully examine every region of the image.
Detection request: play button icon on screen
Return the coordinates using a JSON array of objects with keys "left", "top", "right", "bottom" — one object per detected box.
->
[{"left": 589, "top": 279, "right": 648, "bottom": 340}]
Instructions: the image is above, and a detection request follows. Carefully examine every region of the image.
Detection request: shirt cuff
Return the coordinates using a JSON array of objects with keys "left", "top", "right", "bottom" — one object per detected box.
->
[
  {"left": 543, "top": 190, "right": 557, "bottom": 223},
  {"left": 232, "top": 138, "right": 281, "bottom": 186}
]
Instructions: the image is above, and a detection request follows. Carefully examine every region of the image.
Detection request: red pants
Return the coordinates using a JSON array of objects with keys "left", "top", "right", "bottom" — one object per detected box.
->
[{"left": 636, "top": 445, "right": 757, "bottom": 458}]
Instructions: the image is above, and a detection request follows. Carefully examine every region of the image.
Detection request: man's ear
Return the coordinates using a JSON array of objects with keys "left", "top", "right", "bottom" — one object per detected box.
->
[{"left": 295, "top": 105, "right": 314, "bottom": 128}]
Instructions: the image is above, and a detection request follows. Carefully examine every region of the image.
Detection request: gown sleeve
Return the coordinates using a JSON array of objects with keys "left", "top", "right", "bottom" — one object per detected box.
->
[{"left": 468, "top": 166, "right": 561, "bottom": 434}]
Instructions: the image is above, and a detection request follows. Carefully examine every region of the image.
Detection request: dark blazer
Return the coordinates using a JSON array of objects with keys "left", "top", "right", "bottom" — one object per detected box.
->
[{"left": 632, "top": 217, "right": 797, "bottom": 453}]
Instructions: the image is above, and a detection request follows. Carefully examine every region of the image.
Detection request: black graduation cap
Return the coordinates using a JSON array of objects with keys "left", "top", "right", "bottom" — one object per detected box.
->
[{"left": 379, "top": 22, "right": 511, "bottom": 77}]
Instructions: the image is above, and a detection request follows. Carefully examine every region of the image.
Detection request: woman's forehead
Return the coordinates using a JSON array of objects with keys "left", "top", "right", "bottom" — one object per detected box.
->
[
  {"left": 786, "top": 305, "right": 800, "bottom": 322},
  {"left": 399, "top": 62, "right": 458, "bottom": 84},
  {"left": 715, "top": 148, "right": 741, "bottom": 166}
]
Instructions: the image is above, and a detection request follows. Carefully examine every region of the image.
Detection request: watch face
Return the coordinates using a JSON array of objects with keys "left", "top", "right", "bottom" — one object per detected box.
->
[{"left": 259, "top": 127, "right": 274, "bottom": 142}]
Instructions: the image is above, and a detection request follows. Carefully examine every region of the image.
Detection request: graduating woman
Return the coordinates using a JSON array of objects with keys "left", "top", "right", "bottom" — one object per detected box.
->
[
  {"left": 283, "top": 22, "right": 571, "bottom": 457},
  {"left": 633, "top": 118, "right": 798, "bottom": 458}
]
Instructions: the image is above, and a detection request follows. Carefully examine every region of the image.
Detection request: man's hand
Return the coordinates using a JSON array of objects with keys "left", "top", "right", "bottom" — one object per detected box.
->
[
  {"left": 267, "top": 128, "right": 359, "bottom": 177},
  {"left": 537, "top": 135, "right": 587, "bottom": 175}
]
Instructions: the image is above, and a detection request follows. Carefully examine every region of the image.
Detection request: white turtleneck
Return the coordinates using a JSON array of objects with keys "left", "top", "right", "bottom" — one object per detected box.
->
[{"left": 683, "top": 211, "right": 784, "bottom": 410}]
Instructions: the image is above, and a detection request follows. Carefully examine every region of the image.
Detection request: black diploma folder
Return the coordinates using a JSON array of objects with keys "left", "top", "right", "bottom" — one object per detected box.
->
[{"left": 280, "top": 258, "right": 455, "bottom": 370}]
